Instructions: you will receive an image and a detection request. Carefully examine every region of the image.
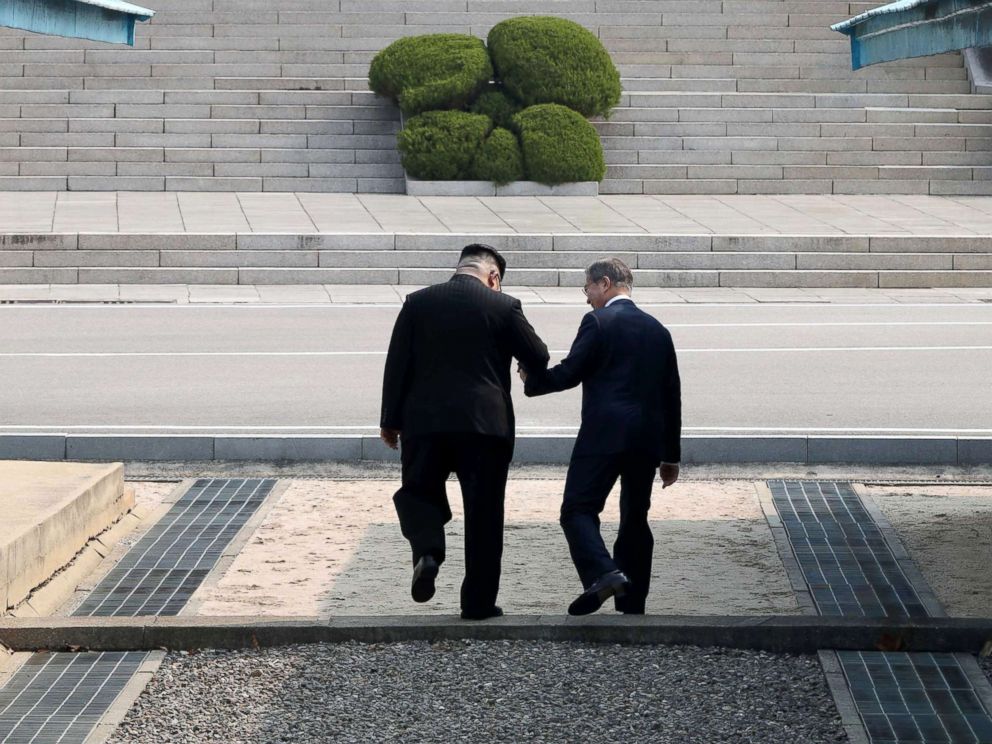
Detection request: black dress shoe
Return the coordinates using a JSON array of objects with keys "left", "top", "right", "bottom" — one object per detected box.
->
[
  {"left": 411, "top": 555, "right": 439, "bottom": 603},
  {"left": 460, "top": 606, "right": 503, "bottom": 621},
  {"left": 568, "top": 570, "right": 631, "bottom": 616}
]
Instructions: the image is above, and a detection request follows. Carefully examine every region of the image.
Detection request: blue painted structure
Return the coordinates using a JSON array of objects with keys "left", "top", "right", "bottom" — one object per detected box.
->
[
  {"left": 0, "top": 0, "right": 154, "bottom": 45},
  {"left": 832, "top": 0, "right": 992, "bottom": 70}
]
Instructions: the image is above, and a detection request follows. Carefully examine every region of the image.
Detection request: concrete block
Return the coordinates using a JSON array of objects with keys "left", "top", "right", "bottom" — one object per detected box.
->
[
  {"left": 117, "top": 133, "right": 212, "bottom": 148},
  {"left": 78, "top": 234, "right": 234, "bottom": 251},
  {"left": 78, "top": 268, "right": 238, "bottom": 284},
  {"left": 0, "top": 268, "right": 76, "bottom": 283},
  {"left": 682, "top": 436, "right": 807, "bottom": 464},
  {"left": 166, "top": 148, "right": 257, "bottom": 163},
  {"left": 958, "top": 439, "right": 992, "bottom": 466},
  {"left": 66, "top": 436, "right": 213, "bottom": 461},
  {"left": 638, "top": 252, "right": 795, "bottom": 270},
  {"left": 869, "top": 237, "right": 986, "bottom": 254},
  {"left": 643, "top": 179, "right": 738, "bottom": 195},
  {"left": 22, "top": 132, "right": 114, "bottom": 147},
  {"left": 214, "top": 437, "right": 363, "bottom": 461},
  {"left": 954, "top": 255, "right": 992, "bottom": 270},
  {"left": 0, "top": 148, "right": 67, "bottom": 162},
  {"left": 879, "top": 271, "right": 992, "bottom": 288},
  {"left": 70, "top": 147, "right": 164, "bottom": 163},
  {"left": 713, "top": 236, "right": 868, "bottom": 253},
  {"left": 361, "top": 436, "right": 400, "bottom": 462},
  {"left": 512, "top": 437, "right": 575, "bottom": 464},
  {"left": 808, "top": 437, "right": 957, "bottom": 465},
  {"left": 166, "top": 120, "right": 260, "bottom": 134},
  {"left": 118, "top": 163, "right": 214, "bottom": 177},
  {"left": 0, "top": 177, "right": 68, "bottom": 190},
  {"left": 0, "top": 234, "right": 76, "bottom": 251},
  {"left": 239, "top": 268, "right": 399, "bottom": 284},
  {"left": 35, "top": 251, "right": 160, "bottom": 268},
  {"left": 401, "top": 268, "right": 558, "bottom": 286},
  {"left": 0, "top": 252, "right": 32, "bottom": 267},
  {"left": 396, "top": 234, "right": 553, "bottom": 252},
  {"left": 215, "top": 163, "right": 309, "bottom": 177},
  {"left": 69, "top": 119, "right": 163, "bottom": 134},
  {"left": 0, "top": 436, "right": 65, "bottom": 460},
  {"left": 554, "top": 234, "right": 711, "bottom": 252},
  {"left": 162, "top": 250, "right": 317, "bottom": 268},
  {"left": 406, "top": 179, "right": 494, "bottom": 197},
  {"left": 720, "top": 270, "right": 879, "bottom": 288},
  {"left": 797, "top": 253, "right": 951, "bottom": 271}
]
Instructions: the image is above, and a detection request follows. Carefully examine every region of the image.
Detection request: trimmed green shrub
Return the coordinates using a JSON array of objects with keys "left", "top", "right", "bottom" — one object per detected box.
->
[
  {"left": 514, "top": 104, "right": 605, "bottom": 184},
  {"left": 472, "top": 128, "right": 525, "bottom": 185},
  {"left": 369, "top": 34, "right": 493, "bottom": 115},
  {"left": 487, "top": 16, "right": 621, "bottom": 119},
  {"left": 397, "top": 110, "right": 493, "bottom": 180},
  {"left": 469, "top": 89, "right": 523, "bottom": 131}
]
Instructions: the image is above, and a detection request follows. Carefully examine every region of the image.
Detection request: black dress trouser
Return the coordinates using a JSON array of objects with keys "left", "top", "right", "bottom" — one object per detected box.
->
[
  {"left": 561, "top": 451, "right": 658, "bottom": 613},
  {"left": 393, "top": 432, "right": 512, "bottom": 614}
]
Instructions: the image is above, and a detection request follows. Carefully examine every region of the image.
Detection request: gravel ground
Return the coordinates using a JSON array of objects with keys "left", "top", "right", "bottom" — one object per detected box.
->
[{"left": 108, "top": 642, "right": 846, "bottom": 744}]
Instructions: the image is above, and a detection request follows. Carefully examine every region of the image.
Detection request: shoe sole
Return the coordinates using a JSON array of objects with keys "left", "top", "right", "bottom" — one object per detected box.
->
[
  {"left": 570, "top": 581, "right": 628, "bottom": 616},
  {"left": 411, "top": 562, "right": 438, "bottom": 603}
]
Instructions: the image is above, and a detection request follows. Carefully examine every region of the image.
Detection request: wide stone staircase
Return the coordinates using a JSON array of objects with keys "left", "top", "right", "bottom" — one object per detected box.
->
[{"left": 0, "top": 0, "right": 990, "bottom": 287}]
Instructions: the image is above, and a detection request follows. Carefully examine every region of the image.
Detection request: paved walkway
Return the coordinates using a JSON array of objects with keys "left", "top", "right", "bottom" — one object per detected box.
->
[{"left": 3, "top": 193, "right": 992, "bottom": 236}]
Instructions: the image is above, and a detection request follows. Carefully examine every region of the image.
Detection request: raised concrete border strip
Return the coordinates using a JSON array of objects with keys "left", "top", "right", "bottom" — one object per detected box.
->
[
  {"left": 1, "top": 434, "right": 989, "bottom": 466},
  {"left": 2, "top": 616, "right": 992, "bottom": 655}
]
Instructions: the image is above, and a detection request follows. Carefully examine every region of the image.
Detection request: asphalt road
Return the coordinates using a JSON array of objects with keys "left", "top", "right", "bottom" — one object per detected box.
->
[{"left": 1, "top": 300, "right": 990, "bottom": 436}]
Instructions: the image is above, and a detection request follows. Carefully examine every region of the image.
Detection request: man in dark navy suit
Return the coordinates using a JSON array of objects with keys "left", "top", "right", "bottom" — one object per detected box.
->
[
  {"left": 380, "top": 244, "right": 549, "bottom": 620},
  {"left": 521, "top": 258, "right": 681, "bottom": 616}
]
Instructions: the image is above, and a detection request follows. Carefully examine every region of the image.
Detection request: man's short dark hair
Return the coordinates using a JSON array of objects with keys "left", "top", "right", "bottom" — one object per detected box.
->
[
  {"left": 586, "top": 257, "right": 633, "bottom": 289},
  {"left": 459, "top": 243, "right": 506, "bottom": 279}
]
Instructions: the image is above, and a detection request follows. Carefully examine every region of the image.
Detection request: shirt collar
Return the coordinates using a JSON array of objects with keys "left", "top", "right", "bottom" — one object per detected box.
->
[{"left": 605, "top": 295, "right": 633, "bottom": 308}]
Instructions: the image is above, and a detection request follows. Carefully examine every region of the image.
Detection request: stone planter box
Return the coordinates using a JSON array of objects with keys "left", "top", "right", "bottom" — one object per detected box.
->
[{"left": 405, "top": 176, "right": 598, "bottom": 196}]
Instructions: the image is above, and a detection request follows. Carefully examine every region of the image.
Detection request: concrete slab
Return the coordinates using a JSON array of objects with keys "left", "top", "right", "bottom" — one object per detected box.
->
[{"left": 0, "top": 460, "right": 132, "bottom": 612}]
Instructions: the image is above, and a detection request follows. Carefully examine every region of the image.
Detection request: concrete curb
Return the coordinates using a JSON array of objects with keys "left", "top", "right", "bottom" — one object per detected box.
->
[
  {"left": 2, "top": 616, "right": 992, "bottom": 654},
  {"left": 1, "top": 434, "right": 989, "bottom": 465}
]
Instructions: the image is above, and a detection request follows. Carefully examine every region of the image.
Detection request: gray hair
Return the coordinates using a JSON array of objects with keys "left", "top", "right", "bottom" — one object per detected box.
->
[{"left": 586, "top": 257, "right": 633, "bottom": 289}]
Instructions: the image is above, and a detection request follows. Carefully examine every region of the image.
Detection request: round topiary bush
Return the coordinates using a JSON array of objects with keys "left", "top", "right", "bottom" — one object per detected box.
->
[
  {"left": 397, "top": 110, "right": 493, "bottom": 180},
  {"left": 369, "top": 34, "right": 493, "bottom": 116},
  {"left": 469, "top": 89, "right": 523, "bottom": 131},
  {"left": 472, "top": 127, "right": 525, "bottom": 185},
  {"left": 513, "top": 104, "right": 606, "bottom": 184},
  {"left": 487, "top": 16, "right": 622, "bottom": 119}
]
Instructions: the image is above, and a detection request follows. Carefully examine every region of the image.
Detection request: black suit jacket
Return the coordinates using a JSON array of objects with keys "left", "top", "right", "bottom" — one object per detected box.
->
[
  {"left": 380, "top": 274, "right": 550, "bottom": 445},
  {"left": 524, "top": 298, "right": 681, "bottom": 462}
]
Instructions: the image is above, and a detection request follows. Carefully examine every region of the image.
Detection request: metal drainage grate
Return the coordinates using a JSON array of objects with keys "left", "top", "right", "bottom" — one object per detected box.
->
[
  {"left": 0, "top": 478, "right": 275, "bottom": 744},
  {"left": 769, "top": 479, "right": 928, "bottom": 618},
  {"left": 75, "top": 478, "right": 274, "bottom": 617},
  {"left": 838, "top": 651, "right": 992, "bottom": 744},
  {"left": 0, "top": 652, "right": 147, "bottom": 744}
]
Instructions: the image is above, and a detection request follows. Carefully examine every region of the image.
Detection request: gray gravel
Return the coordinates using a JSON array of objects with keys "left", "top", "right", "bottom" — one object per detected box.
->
[{"left": 108, "top": 642, "right": 845, "bottom": 744}]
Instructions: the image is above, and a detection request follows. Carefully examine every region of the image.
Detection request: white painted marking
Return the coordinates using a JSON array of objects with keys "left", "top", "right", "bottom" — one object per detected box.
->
[
  {"left": 2, "top": 425, "right": 990, "bottom": 434},
  {"left": 2, "top": 346, "right": 991, "bottom": 357}
]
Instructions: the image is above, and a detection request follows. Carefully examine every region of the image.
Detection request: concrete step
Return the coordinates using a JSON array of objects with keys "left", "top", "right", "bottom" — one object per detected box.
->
[
  {"left": 1, "top": 265, "right": 987, "bottom": 288},
  {"left": 0, "top": 460, "right": 132, "bottom": 613}
]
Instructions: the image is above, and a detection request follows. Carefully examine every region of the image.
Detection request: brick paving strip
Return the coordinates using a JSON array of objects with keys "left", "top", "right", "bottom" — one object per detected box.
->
[
  {"left": 763, "top": 480, "right": 992, "bottom": 743},
  {"left": 0, "top": 478, "right": 276, "bottom": 744}
]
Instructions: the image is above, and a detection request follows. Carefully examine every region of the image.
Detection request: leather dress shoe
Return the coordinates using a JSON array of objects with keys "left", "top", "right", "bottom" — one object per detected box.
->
[
  {"left": 411, "top": 555, "right": 439, "bottom": 603},
  {"left": 568, "top": 570, "right": 631, "bottom": 616},
  {"left": 461, "top": 606, "right": 503, "bottom": 621}
]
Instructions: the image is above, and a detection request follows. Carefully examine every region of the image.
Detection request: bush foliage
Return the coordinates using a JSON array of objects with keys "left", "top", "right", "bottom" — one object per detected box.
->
[
  {"left": 514, "top": 104, "right": 606, "bottom": 184},
  {"left": 397, "top": 110, "right": 493, "bottom": 180},
  {"left": 469, "top": 89, "right": 523, "bottom": 131},
  {"left": 487, "top": 16, "right": 621, "bottom": 119},
  {"left": 472, "top": 127, "right": 525, "bottom": 185},
  {"left": 369, "top": 34, "right": 493, "bottom": 115}
]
